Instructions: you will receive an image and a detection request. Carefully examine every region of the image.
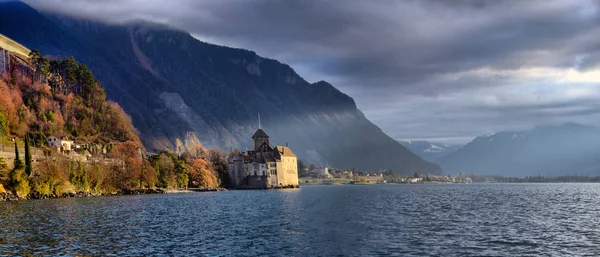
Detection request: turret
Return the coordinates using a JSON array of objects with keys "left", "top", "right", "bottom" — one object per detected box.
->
[
  {"left": 252, "top": 113, "right": 270, "bottom": 150},
  {"left": 252, "top": 128, "right": 270, "bottom": 150}
]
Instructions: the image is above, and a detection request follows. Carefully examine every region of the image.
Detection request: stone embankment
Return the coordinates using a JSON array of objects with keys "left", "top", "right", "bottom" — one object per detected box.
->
[
  {"left": 0, "top": 189, "right": 167, "bottom": 201},
  {"left": 0, "top": 188, "right": 231, "bottom": 201}
]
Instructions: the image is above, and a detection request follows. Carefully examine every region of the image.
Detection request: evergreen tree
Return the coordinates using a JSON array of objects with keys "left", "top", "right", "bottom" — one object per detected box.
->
[
  {"left": 29, "top": 49, "right": 50, "bottom": 79},
  {"left": 9, "top": 139, "right": 29, "bottom": 198},
  {"left": 24, "top": 135, "right": 32, "bottom": 176},
  {"left": 13, "top": 139, "right": 23, "bottom": 170}
]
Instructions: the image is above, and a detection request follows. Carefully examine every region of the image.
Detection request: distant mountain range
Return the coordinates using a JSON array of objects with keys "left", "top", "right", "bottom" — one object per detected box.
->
[
  {"left": 437, "top": 123, "right": 600, "bottom": 177},
  {"left": 0, "top": 1, "right": 441, "bottom": 175},
  {"left": 399, "top": 141, "right": 463, "bottom": 162}
]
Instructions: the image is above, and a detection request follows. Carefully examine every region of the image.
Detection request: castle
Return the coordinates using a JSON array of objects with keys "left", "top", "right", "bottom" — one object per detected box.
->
[{"left": 228, "top": 125, "right": 299, "bottom": 189}]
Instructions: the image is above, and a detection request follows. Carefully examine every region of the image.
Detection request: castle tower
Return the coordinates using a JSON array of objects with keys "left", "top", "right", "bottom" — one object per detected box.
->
[
  {"left": 252, "top": 128, "right": 270, "bottom": 150},
  {"left": 252, "top": 113, "right": 270, "bottom": 150}
]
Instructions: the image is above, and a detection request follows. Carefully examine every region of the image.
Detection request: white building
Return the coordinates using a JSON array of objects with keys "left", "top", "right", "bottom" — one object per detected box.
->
[{"left": 47, "top": 136, "right": 74, "bottom": 152}]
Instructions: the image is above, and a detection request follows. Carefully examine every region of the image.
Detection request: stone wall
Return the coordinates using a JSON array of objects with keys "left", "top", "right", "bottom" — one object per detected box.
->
[
  {"left": 276, "top": 156, "right": 298, "bottom": 187},
  {"left": 244, "top": 175, "right": 269, "bottom": 189}
]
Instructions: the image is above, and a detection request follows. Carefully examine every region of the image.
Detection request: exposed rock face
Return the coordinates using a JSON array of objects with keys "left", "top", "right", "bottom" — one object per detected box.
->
[{"left": 0, "top": 1, "right": 442, "bottom": 175}]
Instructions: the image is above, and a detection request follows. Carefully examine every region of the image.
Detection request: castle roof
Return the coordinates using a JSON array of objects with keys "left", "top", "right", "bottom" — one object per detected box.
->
[
  {"left": 275, "top": 146, "right": 296, "bottom": 158},
  {"left": 252, "top": 128, "right": 269, "bottom": 138},
  {"left": 256, "top": 142, "right": 272, "bottom": 152},
  {"left": 263, "top": 154, "right": 276, "bottom": 162}
]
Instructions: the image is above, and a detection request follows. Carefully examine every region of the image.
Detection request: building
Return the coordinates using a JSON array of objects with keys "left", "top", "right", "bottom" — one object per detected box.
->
[
  {"left": 0, "top": 33, "right": 34, "bottom": 78},
  {"left": 47, "top": 136, "right": 74, "bottom": 152},
  {"left": 228, "top": 127, "right": 299, "bottom": 189},
  {"left": 309, "top": 167, "right": 332, "bottom": 178}
]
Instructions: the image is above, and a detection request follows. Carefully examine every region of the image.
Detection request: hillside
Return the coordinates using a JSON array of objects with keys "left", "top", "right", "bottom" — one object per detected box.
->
[
  {"left": 437, "top": 123, "right": 600, "bottom": 177},
  {"left": 0, "top": 53, "right": 140, "bottom": 151},
  {"left": 400, "top": 141, "right": 462, "bottom": 162},
  {"left": 0, "top": 1, "right": 441, "bottom": 175}
]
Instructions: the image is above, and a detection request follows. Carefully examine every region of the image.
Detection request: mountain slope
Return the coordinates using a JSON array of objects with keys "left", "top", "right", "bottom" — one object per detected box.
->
[
  {"left": 400, "top": 141, "right": 462, "bottom": 162},
  {"left": 437, "top": 123, "right": 600, "bottom": 177},
  {"left": 0, "top": 1, "right": 441, "bottom": 175}
]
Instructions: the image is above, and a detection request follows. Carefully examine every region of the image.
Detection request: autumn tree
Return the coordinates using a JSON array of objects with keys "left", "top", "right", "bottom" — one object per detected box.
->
[
  {"left": 188, "top": 158, "right": 219, "bottom": 188},
  {"left": 33, "top": 156, "right": 70, "bottom": 197}
]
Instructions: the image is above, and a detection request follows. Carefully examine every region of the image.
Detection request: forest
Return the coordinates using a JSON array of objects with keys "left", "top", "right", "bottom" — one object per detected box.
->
[{"left": 0, "top": 51, "right": 226, "bottom": 199}]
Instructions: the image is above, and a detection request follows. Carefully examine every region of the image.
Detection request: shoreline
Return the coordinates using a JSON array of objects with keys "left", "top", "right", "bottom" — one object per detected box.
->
[{"left": 0, "top": 187, "right": 228, "bottom": 202}]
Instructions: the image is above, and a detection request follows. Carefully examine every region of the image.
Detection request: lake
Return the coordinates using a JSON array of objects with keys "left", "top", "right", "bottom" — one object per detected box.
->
[{"left": 1, "top": 183, "right": 600, "bottom": 256}]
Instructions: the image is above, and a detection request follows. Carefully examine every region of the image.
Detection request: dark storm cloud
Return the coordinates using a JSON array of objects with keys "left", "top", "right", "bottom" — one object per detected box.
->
[{"left": 22, "top": 0, "right": 600, "bottom": 143}]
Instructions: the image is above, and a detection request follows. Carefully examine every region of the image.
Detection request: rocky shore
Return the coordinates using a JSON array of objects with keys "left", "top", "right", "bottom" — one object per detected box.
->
[
  {"left": 0, "top": 189, "right": 167, "bottom": 201},
  {"left": 0, "top": 188, "right": 232, "bottom": 201}
]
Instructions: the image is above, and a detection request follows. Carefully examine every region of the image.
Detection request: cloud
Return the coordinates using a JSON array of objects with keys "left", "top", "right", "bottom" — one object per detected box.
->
[{"left": 22, "top": 0, "right": 600, "bottom": 143}]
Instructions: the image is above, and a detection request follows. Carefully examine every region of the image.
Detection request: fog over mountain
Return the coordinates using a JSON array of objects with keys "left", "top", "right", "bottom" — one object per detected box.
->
[
  {"left": 18, "top": 0, "right": 600, "bottom": 144},
  {"left": 399, "top": 141, "right": 463, "bottom": 162},
  {"left": 438, "top": 123, "right": 600, "bottom": 177},
  {"left": 0, "top": 1, "right": 441, "bottom": 175}
]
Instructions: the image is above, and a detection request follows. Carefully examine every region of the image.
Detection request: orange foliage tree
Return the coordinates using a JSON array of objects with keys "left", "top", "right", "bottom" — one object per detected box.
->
[{"left": 189, "top": 158, "right": 219, "bottom": 188}]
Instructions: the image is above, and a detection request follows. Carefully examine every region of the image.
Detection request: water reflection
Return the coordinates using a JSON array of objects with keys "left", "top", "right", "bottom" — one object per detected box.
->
[{"left": 2, "top": 184, "right": 600, "bottom": 256}]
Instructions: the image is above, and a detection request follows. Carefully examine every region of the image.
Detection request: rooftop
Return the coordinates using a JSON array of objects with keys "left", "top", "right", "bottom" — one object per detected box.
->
[{"left": 252, "top": 128, "right": 269, "bottom": 139}]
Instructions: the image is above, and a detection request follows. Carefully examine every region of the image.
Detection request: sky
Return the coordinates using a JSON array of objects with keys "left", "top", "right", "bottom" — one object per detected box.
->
[{"left": 22, "top": 0, "right": 600, "bottom": 144}]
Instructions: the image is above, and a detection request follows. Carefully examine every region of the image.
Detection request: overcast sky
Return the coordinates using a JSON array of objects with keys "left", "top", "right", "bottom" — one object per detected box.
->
[{"left": 23, "top": 0, "right": 600, "bottom": 144}]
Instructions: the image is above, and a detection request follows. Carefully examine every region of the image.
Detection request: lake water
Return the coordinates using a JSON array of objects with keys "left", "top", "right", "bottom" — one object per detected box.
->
[{"left": 1, "top": 184, "right": 600, "bottom": 256}]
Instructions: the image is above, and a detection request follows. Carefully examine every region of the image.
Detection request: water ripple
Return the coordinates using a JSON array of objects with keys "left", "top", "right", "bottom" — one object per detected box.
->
[{"left": 2, "top": 184, "right": 600, "bottom": 256}]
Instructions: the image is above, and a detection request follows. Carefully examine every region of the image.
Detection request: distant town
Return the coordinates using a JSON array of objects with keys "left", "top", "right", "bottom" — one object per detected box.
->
[
  {"left": 298, "top": 165, "right": 600, "bottom": 185},
  {"left": 297, "top": 164, "right": 474, "bottom": 185}
]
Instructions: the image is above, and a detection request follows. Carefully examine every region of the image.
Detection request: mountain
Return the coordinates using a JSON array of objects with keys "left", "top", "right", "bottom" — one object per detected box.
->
[
  {"left": 0, "top": 1, "right": 441, "bottom": 175},
  {"left": 399, "top": 141, "right": 462, "bottom": 162},
  {"left": 437, "top": 123, "right": 600, "bottom": 177}
]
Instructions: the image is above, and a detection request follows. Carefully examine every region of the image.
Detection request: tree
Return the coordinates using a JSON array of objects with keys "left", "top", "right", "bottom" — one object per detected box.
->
[
  {"left": 208, "top": 149, "right": 229, "bottom": 186},
  {"left": 297, "top": 160, "right": 306, "bottom": 177},
  {"left": 0, "top": 157, "right": 8, "bottom": 190},
  {"left": 0, "top": 157, "right": 8, "bottom": 175},
  {"left": 149, "top": 151, "right": 177, "bottom": 188},
  {"left": 189, "top": 158, "right": 219, "bottom": 188},
  {"left": 9, "top": 139, "right": 29, "bottom": 198},
  {"left": 24, "top": 134, "right": 32, "bottom": 176},
  {"left": 29, "top": 49, "right": 50, "bottom": 80},
  {"left": 13, "top": 139, "right": 23, "bottom": 170}
]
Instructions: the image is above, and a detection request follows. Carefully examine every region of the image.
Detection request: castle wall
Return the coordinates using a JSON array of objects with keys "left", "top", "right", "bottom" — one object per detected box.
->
[
  {"left": 276, "top": 156, "right": 299, "bottom": 186},
  {"left": 228, "top": 156, "right": 244, "bottom": 187},
  {"left": 245, "top": 175, "right": 269, "bottom": 188},
  {"left": 245, "top": 162, "right": 268, "bottom": 177}
]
